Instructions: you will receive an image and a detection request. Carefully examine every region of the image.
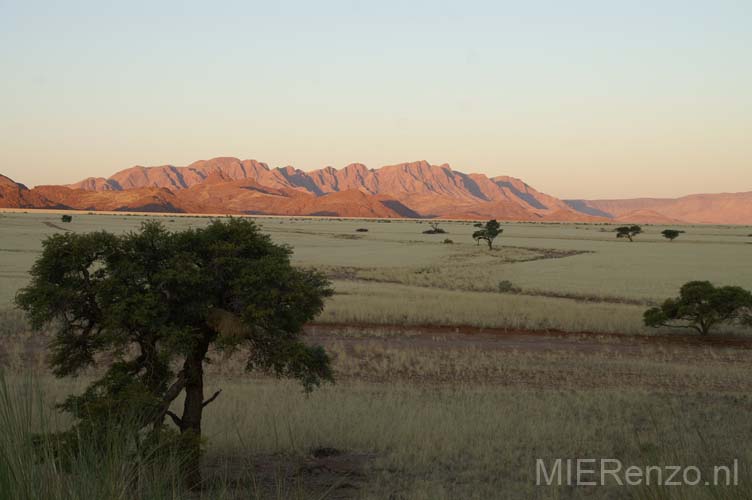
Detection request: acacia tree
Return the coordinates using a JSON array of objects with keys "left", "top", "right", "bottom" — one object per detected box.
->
[
  {"left": 616, "top": 225, "right": 642, "bottom": 242},
  {"left": 472, "top": 219, "right": 503, "bottom": 249},
  {"left": 422, "top": 221, "right": 446, "bottom": 234},
  {"left": 15, "top": 219, "right": 333, "bottom": 487},
  {"left": 644, "top": 281, "right": 752, "bottom": 335},
  {"left": 661, "top": 229, "right": 683, "bottom": 241}
]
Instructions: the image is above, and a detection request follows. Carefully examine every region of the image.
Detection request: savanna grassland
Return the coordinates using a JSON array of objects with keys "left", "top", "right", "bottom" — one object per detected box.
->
[{"left": 1, "top": 210, "right": 752, "bottom": 500}]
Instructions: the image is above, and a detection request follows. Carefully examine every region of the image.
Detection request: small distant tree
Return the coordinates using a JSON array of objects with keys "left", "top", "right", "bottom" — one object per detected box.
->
[
  {"left": 472, "top": 219, "right": 503, "bottom": 249},
  {"left": 644, "top": 281, "right": 752, "bottom": 335},
  {"left": 60, "top": 214, "right": 73, "bottom": 223},
  {"left": 16, "top": 219, "right": 333, "bottom": 488},
  {"left": 616, "top": 225, "right": 642, "bottom": 242},
  {"left": 422, "top": 221, "right": 446, "bottom": 234},
  {"left": 661, "top": 229, "right": 683, "bottom": 241}
]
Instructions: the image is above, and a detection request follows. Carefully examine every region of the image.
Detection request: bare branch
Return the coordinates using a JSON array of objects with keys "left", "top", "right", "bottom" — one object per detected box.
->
[
  {"left": 163, "top": 371, "right": 187, "bottom": 404},
  {"left": 165, "top": 410, "right": 183, "bottom": 429},
  {"left": 153, "top": 371, "right": 188, "bottom": 425},
  {"left": 202, "top": 389, "right": 222, "bottom": 408}
]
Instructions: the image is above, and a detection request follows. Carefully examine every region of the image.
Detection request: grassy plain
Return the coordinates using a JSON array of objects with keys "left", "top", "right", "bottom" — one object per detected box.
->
[
  {"left": 2, "top": 211, "right": 751, "bottom": 334},
  {"left": 1, "top": 211, "right": 752, "bottom": 499}
]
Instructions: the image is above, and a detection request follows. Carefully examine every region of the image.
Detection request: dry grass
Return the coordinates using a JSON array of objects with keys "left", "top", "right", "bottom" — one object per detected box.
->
[
  {"left": 3, "top": 325, "right": 752, "bottom": 499},
  {"left": 314, "top": 244, "right": 592, "bottom": 294},
  {"left": 321, "top": 281, "right": 653, "bottom": 334}
]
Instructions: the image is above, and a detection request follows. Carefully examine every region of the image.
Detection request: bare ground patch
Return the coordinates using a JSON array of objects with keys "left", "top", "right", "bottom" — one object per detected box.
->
[{"left": 202, "top": 449, "right": 373, "bottom": 500}]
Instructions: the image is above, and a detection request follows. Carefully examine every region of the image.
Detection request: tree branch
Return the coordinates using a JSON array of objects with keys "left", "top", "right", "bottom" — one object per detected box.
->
[
  {"left": 202, "top": 389, "right": 222, "bottom": 408},
  {"left": 153, "top": 371, "right": 188, "bottom": 425},
  {"left": 165, "top": 410, "right": 183, "bottom": 429},
  {"left": 163, "top": 371, "right": 187, "bottom": 404}
]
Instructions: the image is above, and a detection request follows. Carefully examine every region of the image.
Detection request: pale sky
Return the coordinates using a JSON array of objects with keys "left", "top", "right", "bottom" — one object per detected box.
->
[{"left": 1, "top": 0, "right": 750, "bottom": 199}]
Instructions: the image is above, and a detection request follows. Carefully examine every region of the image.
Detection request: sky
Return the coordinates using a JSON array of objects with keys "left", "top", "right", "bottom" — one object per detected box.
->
[{"left": 0, "top": 1, "right": 750, "bottom": 199}]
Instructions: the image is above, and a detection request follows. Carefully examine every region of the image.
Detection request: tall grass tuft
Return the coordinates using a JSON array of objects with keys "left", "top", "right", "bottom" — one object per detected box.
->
[
  {"left": 0, "top": 371, "right": 188, "bottom": 500},
  {"left": 632, "top": 411, "right": 752, "bottom": 500}
]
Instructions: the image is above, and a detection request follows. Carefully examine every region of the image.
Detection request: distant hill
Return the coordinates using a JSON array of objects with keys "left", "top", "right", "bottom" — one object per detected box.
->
[
  {"left": 2, "top": 157, "right": 750, "bottom": 223},
  {"left": 565, "top": 192, "right": 752, "bottom": 225}
]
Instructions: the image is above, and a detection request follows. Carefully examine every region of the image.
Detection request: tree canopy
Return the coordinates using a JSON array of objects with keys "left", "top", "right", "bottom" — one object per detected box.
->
[
  {"left": 643, "top": 281, "right": 752, "bottom": 335},
  {"left": 661, "top": 229, "right": 683, "bottom": 241},
  {"left": 16, "top": 219, "right": 333, "bottom": 486},
  {"left": 472, "top": 220, "right": 503, "bottom": 249},
  {"left": 615, "top": 225, "right": 642, "bottom": 242}
]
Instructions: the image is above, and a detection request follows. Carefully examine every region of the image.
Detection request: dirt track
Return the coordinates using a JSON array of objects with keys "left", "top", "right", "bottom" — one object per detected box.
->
[{"left": 305, "top": 322, "right": 752, "bottom": 355}]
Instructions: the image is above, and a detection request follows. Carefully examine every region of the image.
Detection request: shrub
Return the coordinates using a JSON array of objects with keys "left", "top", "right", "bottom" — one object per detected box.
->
[
  {"left": 60, "top": 215, "right": 72, "bottom": 223},
  {"left": 661, "top": 229, "right": 684, "bottom": 241},
  {"left": 497, "top": 280, "right": 520, "bottom": 293},
  {"left": 443, "top": 238, "right": 454, "bottom": 244},
  {"left": 355, "top": 228, "right": 369, "bottom": 232}
]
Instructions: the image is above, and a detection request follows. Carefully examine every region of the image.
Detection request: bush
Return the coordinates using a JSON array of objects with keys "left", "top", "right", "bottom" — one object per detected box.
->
[
  {"left": 497, "top": 280, "right": 520, "bottom": 293},
  {"left": 443, "top": 238, "right": 454, "bottom": 244},
  {"left": 0, "top": 373, "right": 191, "bottom": 499},
  {"left": 60, "top": 215, "right": 72, "bottom": 223},
  {"left": 355, "top": 228, "right": 369, "bottom": 232},
  {"left": 661, "top": 229, "right": 684, "bottom": 241}
]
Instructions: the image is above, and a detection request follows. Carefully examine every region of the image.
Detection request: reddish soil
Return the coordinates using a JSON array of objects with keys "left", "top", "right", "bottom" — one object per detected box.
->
[{"left": 305, "top": 322, "right": 752, "bottom": 352}]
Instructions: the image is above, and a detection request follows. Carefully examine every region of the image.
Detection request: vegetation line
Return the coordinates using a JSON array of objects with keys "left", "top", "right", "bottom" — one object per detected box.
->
[
  {"left": 306, "top": 322, "right": 752, "bottom": 347},
  {"left": 331, "top": 277, "right": 653, "bottom": 306}
]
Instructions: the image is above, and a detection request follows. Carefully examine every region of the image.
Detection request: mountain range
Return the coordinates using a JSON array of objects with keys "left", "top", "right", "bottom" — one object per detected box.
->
[{"left": 1, "top": 157, "right": 750, "bottom": 224}]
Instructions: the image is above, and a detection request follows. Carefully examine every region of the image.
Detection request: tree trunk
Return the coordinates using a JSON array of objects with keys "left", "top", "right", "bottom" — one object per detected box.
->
[
  {"left": 180, "top": 342, "right": 209, "bottom": 490},
  {"left": 487, "top": 239, "right": 492, "bottom": 250},
  {"left": 699, "top": 321, "right": 712, "bottom": 336}
]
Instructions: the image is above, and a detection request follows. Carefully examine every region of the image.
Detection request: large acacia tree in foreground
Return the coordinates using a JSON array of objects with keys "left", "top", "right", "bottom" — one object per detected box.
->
[{"left": 16, "top": 219, "right": 333, "bottom": 487}]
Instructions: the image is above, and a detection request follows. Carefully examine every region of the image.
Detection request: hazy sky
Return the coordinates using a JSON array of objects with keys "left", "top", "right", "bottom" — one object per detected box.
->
[{"left": 1, "top": 1, "right": 750, "bottom": 199}]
